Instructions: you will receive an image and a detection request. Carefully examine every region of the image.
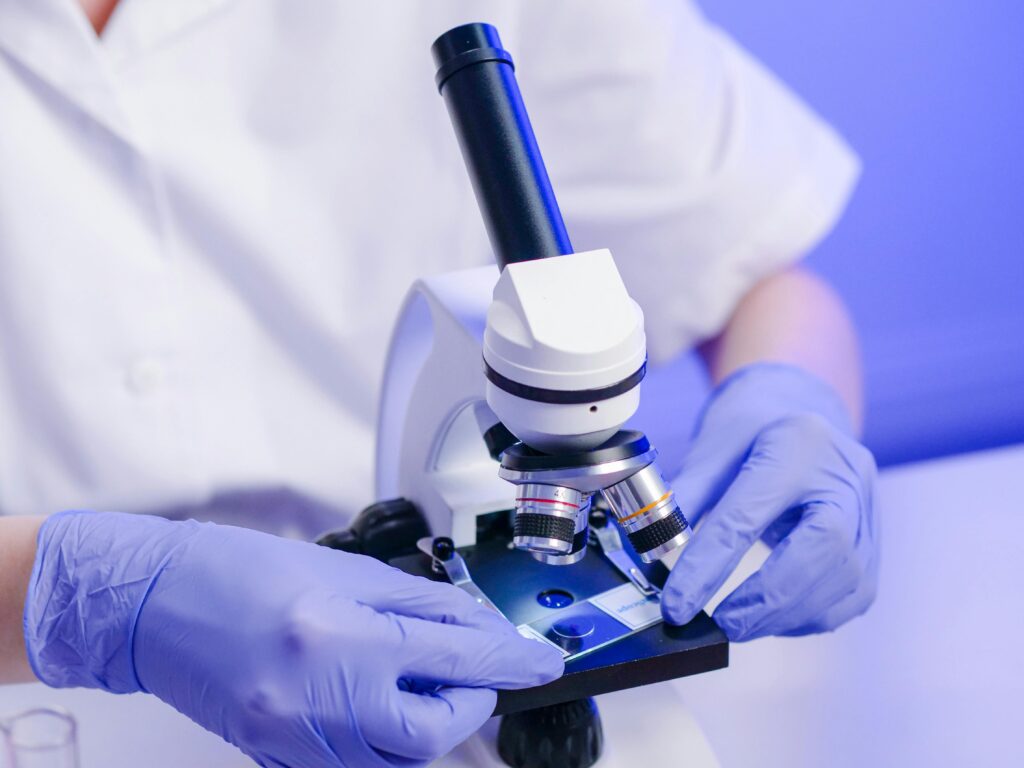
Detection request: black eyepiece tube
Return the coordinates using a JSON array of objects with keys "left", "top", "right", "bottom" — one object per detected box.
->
[{"left": 432, "top": 23, "right": 573, "bottom": 269}]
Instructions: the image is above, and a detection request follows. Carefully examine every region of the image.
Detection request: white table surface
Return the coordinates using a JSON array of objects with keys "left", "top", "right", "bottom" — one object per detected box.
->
[
  {"left": 677, "top": 442, "right": 1024, "bottom": 767},
  {"left": 2, "top": 443, "right": 1021, "bottom": 767}
]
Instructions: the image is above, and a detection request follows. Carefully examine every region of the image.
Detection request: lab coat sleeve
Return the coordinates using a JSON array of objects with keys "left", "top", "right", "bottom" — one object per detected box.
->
[{"left": 514, "top": 0, "right": 861, "bottom": 363}]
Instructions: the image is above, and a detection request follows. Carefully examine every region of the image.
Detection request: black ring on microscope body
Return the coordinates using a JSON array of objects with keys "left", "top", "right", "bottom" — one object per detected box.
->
[
  {"left": 501, "top": 430, "right": 651, "bottom": 471},
  {"left": 483, "top": 360, "right": 647, "bottom": 406}
]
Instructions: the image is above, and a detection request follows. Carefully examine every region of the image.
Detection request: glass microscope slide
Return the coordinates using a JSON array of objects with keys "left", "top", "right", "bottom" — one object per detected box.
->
[{"left": 517, "top": 582, "right": 663, "bottom": 662}]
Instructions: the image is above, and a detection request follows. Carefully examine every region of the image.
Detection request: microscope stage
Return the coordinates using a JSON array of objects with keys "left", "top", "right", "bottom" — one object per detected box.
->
[{"left": 388, "top": 538, "right": 728, "bottom": 715}]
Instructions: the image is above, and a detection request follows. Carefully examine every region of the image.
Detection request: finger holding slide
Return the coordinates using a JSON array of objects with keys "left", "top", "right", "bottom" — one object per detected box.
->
[
  {"left": 661, "top": 459, "right": 797, "bottom": 627},
  {"left": 393, "top": 613, "right": 565, "bottom": 691}
]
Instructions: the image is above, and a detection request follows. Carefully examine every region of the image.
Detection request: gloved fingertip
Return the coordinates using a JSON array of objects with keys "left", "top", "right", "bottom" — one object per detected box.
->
[
  {"left": 661, "top": 603, "right": 695, "bottom": 627},
  {"left": 535, "top": 644, "right": 566, "bottom": 683},
  {"left": 494, "top": 633, "right": 565, "bottom": 687},
  {"left": 520, "top": 642, "right": 565, "bottom": 686},
  {"left": 659, "top": 585, "right": 695, "bottom": 626}
]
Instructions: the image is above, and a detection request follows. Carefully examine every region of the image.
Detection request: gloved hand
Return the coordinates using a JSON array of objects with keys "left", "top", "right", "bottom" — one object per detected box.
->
[
  {"left": 25, "top": 511, "right": 563, "bottom": 767},
  {"left": 661, "top": 363, "right": 878, "bottom": 641}
]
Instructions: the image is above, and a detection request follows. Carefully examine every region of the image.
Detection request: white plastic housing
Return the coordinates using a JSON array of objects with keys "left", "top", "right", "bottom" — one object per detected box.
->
[
  {"left": 483, "top": 249, "right": 647, "bottom": 451},
  {"left": 376, "top": 266, "right": 517, "bottom": 546},
  {"left": 485, "top": 384, "right": 639, "bottom": 452}
]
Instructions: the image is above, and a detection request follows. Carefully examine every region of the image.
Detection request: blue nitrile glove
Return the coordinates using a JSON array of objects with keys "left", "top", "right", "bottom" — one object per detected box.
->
[
  {"left": 25, "top": 511, "right": 563, "bottom": 767},
  {"left": 661, "top": 363, "right": 878, "bottom": 641}
]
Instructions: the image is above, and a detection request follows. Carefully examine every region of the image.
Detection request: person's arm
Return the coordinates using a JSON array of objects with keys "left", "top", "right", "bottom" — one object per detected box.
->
[
  {"left": 698, "top": 266, "right": 863, "bottom": 431},
  {"left": 0, "top": 516, "right": 42, "bottom": 683}
]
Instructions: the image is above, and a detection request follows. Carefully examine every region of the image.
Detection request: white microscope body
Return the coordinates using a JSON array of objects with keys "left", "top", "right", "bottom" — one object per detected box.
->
[{"left": 354, "top": 22, "right": 725, "bottom": 768}]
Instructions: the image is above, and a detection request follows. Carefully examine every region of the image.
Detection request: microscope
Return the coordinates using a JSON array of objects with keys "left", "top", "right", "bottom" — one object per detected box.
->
[{"left": 319, "top": 23, "right": 728, "bottom": 768}]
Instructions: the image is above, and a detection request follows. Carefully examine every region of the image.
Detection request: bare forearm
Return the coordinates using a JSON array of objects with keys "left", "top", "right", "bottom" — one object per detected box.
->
[
  {"left": 699, "top": 267, "right": 863, "bottom": 432},
  {"left": 0, "top": 516, "right": 43, "bottom": 683}
]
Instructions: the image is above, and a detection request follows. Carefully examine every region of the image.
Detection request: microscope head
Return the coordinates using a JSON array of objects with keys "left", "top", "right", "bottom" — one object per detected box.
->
[{"left": 483, "top": 249, "right": 646, "bottom": 453}]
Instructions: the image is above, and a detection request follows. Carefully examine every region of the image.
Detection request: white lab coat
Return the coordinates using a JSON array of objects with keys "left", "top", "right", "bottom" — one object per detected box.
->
[{"left": 0, "top": 0, "right": 859, "bottom": 532}]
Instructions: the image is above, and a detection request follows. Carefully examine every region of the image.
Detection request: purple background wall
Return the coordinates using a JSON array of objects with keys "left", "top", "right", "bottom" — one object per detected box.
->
[{"left": 700, "top": 0, "right": 1023, "bottom": 465}]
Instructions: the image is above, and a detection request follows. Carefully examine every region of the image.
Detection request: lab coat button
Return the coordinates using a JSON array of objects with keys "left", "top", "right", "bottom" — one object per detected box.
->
[{"left": 126, "top": 357, "right": 165, "bottom": 395}]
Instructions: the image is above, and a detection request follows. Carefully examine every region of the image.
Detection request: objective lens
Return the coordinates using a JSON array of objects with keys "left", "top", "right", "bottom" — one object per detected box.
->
[
  {"left": 528, "top": 499, "right": 590, "bottom": 566},
  {"left": 601, "top": 462, "right": 690, "bottom": 562},
  {"left": 512, "top": 483, "right": 585, "bottom": 556}
]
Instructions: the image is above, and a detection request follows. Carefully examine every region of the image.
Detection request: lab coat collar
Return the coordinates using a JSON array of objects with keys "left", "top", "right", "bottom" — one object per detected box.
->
[
  {"left": 101, "top": 0, "right": 233, "bottom": 65},
  {"left": 0, "top": 0, "right": 134, "bottom": 141}
]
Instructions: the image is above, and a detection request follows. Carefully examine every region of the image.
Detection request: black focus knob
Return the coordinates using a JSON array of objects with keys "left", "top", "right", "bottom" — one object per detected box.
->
[
  {"left": 497, "top": 698, "right": 603, "bottom": 768},
  {"left": 315, "top": 498, "right": 428, "bottom": 563}
]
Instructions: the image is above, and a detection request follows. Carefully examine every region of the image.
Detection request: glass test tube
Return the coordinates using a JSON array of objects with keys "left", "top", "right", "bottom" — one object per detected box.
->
[{"left": 2, "top": 708, "right": 79, "bottom": 768}]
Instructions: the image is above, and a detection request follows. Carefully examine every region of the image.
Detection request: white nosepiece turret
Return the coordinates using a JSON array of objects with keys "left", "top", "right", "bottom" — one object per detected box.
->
[{"left": 483, "top": 249, "right": 647, "bottom": 452}]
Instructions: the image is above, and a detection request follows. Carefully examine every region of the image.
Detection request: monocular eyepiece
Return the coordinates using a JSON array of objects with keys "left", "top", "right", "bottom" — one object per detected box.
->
[{"left": 431, "top": 22, "right": 572, "bottom": 269}]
